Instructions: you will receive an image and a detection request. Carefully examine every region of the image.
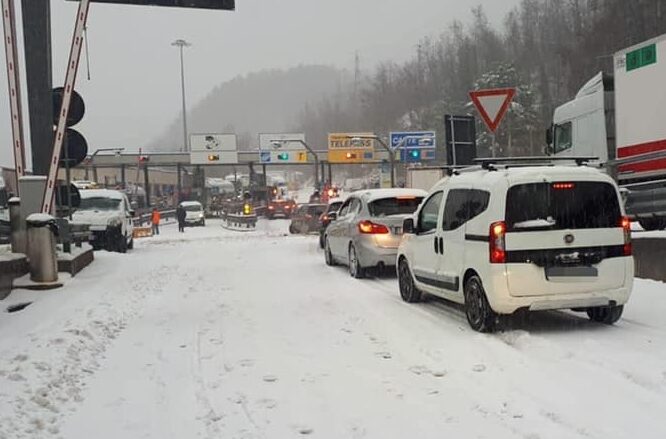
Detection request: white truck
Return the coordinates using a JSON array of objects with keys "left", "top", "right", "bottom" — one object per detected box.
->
[
  {"left": 551, "top": 33, "right": 666, "bottom": 230},
  {"left": 405, "top": 167, "right": 448, "bottom": 192}
]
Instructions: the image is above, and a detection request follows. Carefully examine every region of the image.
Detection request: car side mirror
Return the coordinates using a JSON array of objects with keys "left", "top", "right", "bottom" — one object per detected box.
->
[
  {"left": 129, "top": 210, "right": 136, "bottom": 217},
  {"left": 545, "top": 124, "right": 553, "bottom": 147},
  {"left": 403, "top": 217, "right": 415, "bottom": 234},
  {"left": 328, "top": 212, "right": 338, "bottom": 221}
]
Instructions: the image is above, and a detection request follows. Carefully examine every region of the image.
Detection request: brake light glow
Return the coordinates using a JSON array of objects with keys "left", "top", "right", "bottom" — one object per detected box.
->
[
  {"left": 620, "top": 216, "right": 632, "bottom": 256},
  {"left": 489, "top": 221, "right": 507, "bottom": 264},
  {"left": 553, "top": 183, "right": 575, "bottom": 190},
  {"left": 358, "top": 220, "right": 390, "bottom": 234}
]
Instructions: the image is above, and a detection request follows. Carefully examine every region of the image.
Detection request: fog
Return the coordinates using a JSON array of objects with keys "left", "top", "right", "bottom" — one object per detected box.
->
[{"left": 0, "top": 0, "right": 518, "bottom": 169}]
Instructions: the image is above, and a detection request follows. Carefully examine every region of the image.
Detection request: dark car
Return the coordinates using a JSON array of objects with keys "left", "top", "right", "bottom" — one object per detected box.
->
[
  {"left": 318, "top": 199, "right": 345, "bottom": 248},
  {"left": 266, "top": 199, "right": 297, "bottom": 219},
  {"left": 289, "top": 204, "right": 327, "bottom": 234}
]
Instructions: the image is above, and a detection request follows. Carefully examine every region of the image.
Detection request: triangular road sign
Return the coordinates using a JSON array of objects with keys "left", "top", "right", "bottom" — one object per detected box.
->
[{"left": 469, "top": 88, "right": 516, "bottom": 133}]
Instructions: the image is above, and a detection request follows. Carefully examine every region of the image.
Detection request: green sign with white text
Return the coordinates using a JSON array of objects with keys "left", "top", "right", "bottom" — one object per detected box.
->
[{"left": 626, "top": 44, "right": 657, "bottom": 72}]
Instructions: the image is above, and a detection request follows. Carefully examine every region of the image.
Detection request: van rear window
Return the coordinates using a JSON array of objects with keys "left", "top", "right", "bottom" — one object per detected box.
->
[{"left": 505, "top": 182, "right": 620, "bottom": 231}]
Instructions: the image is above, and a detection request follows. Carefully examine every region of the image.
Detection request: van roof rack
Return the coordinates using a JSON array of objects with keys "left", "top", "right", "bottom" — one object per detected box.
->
[{"left": 474, "top": 156, "right": 599, "bottom": 170}]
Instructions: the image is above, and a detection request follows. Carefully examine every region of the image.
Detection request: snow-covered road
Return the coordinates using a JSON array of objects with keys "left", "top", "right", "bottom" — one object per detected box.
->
[{"left": 1, "top": 219, "right": 665, "bottom": 439}]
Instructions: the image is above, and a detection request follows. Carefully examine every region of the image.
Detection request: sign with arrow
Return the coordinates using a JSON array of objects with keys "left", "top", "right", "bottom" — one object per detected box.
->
[{"left": 469, "top": 88, "right": 515, "bottom": 133}]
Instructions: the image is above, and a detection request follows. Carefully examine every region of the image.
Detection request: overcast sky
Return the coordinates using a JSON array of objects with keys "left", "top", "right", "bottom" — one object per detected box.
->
[{"left": 0, "top": 0, "right": 517, "bottom": 169}]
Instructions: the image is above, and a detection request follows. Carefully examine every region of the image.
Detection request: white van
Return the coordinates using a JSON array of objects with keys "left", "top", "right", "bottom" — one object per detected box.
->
[
  {"left": 180, "top": 201, "right": 206, "bottom": 227},
  {"left": 397, "top": 164, "right": 634, "bottom": 332}
]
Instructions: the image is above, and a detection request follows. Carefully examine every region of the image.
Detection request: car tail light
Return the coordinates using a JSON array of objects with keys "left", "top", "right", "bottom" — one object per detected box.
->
[
  {"left": 358, "top": 220, "right": 389, "bottom": 235},
  {"left": 489, "top": 221, "right": 506, "bottom": 264},
  {"left": 620, "top": 216, "right": 632, "bottom": 256},
  {"left": 268, "top": 205, "right": 275, "bottom": 210}
]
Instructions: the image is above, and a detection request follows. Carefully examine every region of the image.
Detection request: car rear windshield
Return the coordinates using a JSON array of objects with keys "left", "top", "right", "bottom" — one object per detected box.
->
[
  {"left": 505, "top": 182, "right": 621, "bottom": 231},
  {"left": 79, "top": 197, "right": 122, "bottom": 211},
  {"left": 369, "top": 197, "right": 424, "bottom": 217}
]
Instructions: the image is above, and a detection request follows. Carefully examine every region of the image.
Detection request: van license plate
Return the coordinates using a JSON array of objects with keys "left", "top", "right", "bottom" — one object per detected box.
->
[{"left": 546, "top": 266, "right": 598, "bottom": 278}]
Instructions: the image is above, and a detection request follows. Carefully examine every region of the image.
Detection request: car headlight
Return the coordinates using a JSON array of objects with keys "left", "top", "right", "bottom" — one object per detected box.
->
[
  {"left": 199, "top": 213, "right": 204, "bottom": 218},
  {"left": 107, "top": 217, "right": 122, "bottom": 227}
]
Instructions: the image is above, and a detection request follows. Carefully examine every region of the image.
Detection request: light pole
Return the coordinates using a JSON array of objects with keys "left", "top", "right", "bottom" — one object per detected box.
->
[
  {"left": 270, "top": 139, "right": 321, "bottom": 189},
  {"left": 172, "top": 39, "right": 191, "bottom": 152},
  {"left": 88, "top": 147, "right": 124, "bottom": 182},
  {"left": 349, "top": 135, "right": 395, "bottom": 187}
]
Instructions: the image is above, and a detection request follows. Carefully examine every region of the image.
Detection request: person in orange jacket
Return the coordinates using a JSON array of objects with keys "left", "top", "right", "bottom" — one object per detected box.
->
[{"left": 151, "top": 207, "right": 161, "bottom": 235}]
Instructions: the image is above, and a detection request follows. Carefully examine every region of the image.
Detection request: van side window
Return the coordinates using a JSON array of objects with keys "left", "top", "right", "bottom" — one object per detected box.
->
[
  {"left": 417, "top": 191, "right": 443, "bottom": 233},
  {"left": 442, "top": 189, "right": 491, "bottom": 231},
  {"left": 554, "top": 122, "right": 573, "bottom": 153}
]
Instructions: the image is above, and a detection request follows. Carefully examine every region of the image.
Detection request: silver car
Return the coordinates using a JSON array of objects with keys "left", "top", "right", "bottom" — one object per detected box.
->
[{"left": 323, "top": 188, "right": 427, "bottom": 278}]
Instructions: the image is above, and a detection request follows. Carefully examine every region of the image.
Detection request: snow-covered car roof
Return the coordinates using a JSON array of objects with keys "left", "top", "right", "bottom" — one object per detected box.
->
[
  {"left": 349, "top": 188, "right": 428, "bottom": 203},
  {"left": 327, "top": 196, "right": 347, "bottom": 205},
  {"left": 180, "top": 201, "right": 203, "bottom": 207},
  {"left": 79, "top": 189, "right": 125, "bottom": 200}
]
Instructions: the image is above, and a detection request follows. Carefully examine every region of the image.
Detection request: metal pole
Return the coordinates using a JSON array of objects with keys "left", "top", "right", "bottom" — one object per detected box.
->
[
  {"left": 120, "top": 164, "right": 126, "bottom": 189},
  {"left": 375, "top": 137, "right": 395, "bottom": 188},
  {"left": 176, "top": 164, "right": 182, "bottom": 203},
  {"left": 172, "top": 40, "right": 191, "bottom": 153},
  {"left": 449, "top": 116, "right": 457, "bottom": 165},
  {"left": 296, "top": 140, "right": 320, "bottom": 190},
  {"left": 143, "top": 165, "right": 150, "bottom": 207},
  {"left": 327, "top": 162, "right": 332, "bottom": 185},
  {"left": 20, "top": 0, "right": 52, "bottom": 176},
  {"left": 179, "top": 45, "right": 188, "bottom": 152}
]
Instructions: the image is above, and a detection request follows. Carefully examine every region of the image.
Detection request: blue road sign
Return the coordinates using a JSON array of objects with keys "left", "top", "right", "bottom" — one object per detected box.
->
[
  {"left": 390, "top": 131, "right": 437, "bottom": 150},
  {"left": 260, "top": 151, "right": 271, "bottom": 163}
]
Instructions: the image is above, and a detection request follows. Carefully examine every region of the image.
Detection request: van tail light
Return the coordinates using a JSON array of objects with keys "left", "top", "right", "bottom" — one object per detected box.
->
[
  {"left": 620, "top": 216, "right": 632, "bottom": 256},
  {"left": 358, "top": 220, "right": 390, "bottom": 235},
  {"left": 489, "top": 221, "right": 507, "bottom": 264}
]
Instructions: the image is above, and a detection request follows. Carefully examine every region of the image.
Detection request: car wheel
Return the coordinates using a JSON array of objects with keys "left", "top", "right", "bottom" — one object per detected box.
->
[
  {"left": 464, "top": 275, "right": 497, "bottom": 333},
  {"left": 348, "top": 244, "right": 365, "bottom": 279},
  {"left": 127, "top": 238, "right": 134, "bottom": 250},
  {"left": 587, "top": 305, "right": 624, "bottom": 325},
  {"left": 398, "top": 258, "right": 421, "bottom": 303},
  {"left": 319, "top": 233, "right": 325, "bottom": 249},
  {"left": 289, "top": 224, "right": 297, "bottom": 234},
  {"left": 324, "top": 237, "right": 336, "bottom": 266}
]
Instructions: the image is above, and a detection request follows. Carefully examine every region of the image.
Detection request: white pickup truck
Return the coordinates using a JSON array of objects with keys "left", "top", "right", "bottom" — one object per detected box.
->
[{"left": 73, "top": 189, "right": 135, "bottom": 252}]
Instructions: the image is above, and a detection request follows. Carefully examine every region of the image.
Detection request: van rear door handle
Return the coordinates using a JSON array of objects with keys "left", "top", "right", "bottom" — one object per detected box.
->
[
  {"left": 433, "top": 236, "right": 439, "bottom": 254},
  {"left": 439, "top": 237, "right": 444, "bottom": 254}
]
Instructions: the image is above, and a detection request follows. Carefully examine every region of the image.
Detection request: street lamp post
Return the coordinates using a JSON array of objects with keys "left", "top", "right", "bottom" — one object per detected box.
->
[
  {"left": 88, "top": 147, "right": 125, "bottom": 182},
  {"left": 349, "top": 135, "right": 395, "bottom": 187},
  {"left": 271, "top": 139, "right": 320, "bottom": 190},
  {"left": 172, "top": 39, "right": 191, "bottom": 153}
]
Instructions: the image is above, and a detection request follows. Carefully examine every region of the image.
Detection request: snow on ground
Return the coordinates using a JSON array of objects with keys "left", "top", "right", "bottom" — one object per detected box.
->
[{"left": 0, "top": 219, "right": 665, "bottom": 439}]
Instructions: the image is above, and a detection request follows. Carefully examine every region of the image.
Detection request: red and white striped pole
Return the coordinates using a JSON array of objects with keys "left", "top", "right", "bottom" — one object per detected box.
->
[
  {"left": 1, "top": 0, "right": 26, "bottom": 181},
  {"left": 40, "top": 0, "right": 90, "bottom": 213}
]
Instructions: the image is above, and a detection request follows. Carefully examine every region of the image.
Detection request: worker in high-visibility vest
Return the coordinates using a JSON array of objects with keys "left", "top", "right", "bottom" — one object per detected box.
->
[{"left": 151, "top": 208, "right": 161, "bottom": 235}]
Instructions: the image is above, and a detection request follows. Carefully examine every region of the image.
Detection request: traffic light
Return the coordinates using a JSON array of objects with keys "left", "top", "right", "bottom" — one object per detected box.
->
[
  {"left": 208, "top": 154, "right": 220, "bottom": 162},
  {"left": 346, "top": 152, "right": 357, "bottom": 160},
  {"left": 54, "top": 87, "right": 88, "bottom": 168},
  {"left": 409, "top": 149, "right": 421, "bottom": 160},
  {"left": 277, "top": 152, "right": 290, "bottom": 161},
  {"left": 139, "top": 155, "right": 150, "bottom": 164}
]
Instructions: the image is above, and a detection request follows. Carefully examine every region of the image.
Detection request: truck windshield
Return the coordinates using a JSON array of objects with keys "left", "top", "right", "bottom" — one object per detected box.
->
[
  {"left": 79, "top": 197, "right": 122, "bottom": 211},
  {"left": 506, "top": 182, "right": 620, "bottom": 231},
  {"left": 369, "top": 197, "right": 424, "bottom": 217}
]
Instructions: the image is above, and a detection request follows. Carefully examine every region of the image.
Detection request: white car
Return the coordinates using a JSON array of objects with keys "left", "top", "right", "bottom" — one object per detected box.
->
[
  {"left": 397, "top": 165, "right": 634, "bottom": 332},
  {"left": 180, "top": 201, "right": 206, "bottom": 226},
  {"left": 73, "top": 189, "right": 134, "bottom": 252}
]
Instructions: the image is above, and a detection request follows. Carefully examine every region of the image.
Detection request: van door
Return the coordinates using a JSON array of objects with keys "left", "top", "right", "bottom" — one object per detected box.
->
[
  {"left": 409, "top": 191, "right": 444, "bottom": 292},
  {"left": 440, "top": 189, "right": 491, "bottom": 298}
]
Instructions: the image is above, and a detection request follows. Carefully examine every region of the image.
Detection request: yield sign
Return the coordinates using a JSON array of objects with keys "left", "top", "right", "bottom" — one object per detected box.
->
[{"left": 469, "top": 88, "right": 516, "bottom": 133}]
